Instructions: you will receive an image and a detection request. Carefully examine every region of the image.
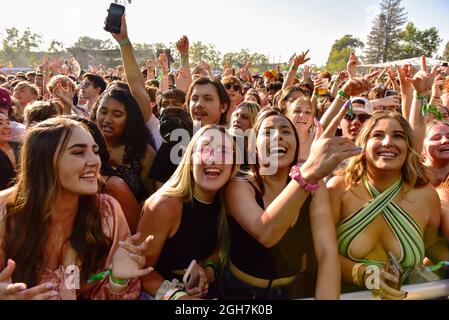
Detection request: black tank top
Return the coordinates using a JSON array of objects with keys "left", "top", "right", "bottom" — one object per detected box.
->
[
  {"left": 157, "top": 197, "right": 221, "bottom": 281},
  {"left": 228, "top": 182, "right": 317, "bottom": 279}
]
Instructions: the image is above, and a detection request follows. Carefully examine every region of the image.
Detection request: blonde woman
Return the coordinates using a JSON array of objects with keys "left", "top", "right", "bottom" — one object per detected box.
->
[
  {"left": 137, "top": 125, "right": 240, "bottom": 300},
  {"left": 328, "top": 111, "right": 449, "bottom": 300}
]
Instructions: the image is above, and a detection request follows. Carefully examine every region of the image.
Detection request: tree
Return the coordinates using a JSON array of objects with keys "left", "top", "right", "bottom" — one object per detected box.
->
[
  {"left": 71, "top": 36, "right": 116, "bottom": 50},
  {"left": 222, "top": 49, "right": 269, "bottom": 68},
  {"left": 444, "top": 41, "right": 449, "bottom": 61},
  {"left": 364, "top": 0, "right": 407, "bottom": 63},
  {"left": 48, "top": 40, "right": 65, "bottom": 53},
  {"left": 188, "top": 41, "right": 221, "bottom": 70},
  {"left": 0, "top": 27, "right": 42, "bottom": 66},
  {"left": 395, "top": 22, "right": 442, "bottom": 59},
  {"left": 326, "top": 35, "right": 364, "bottom": 72}
]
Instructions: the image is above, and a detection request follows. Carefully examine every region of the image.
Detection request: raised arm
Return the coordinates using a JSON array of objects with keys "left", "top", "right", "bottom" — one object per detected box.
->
[
  {"left": 226, "top": 105, "right": 360, "bottom": 248},
  {"left": 320, "top": 70, "right": 379, "bottom": 130},
  {"left": 175, "top": 36, "right": 192, "bottom": 92},
  {"left": 107, "top": 15, "right": 152, "bottom": 122},
  {"left": 407, "top": 56, "right": 441, "bottom": 153},
  {"left": 282, "top": 50, "right": 310, "bottom": 90},
  {"left": 397, "top": 64, "right": 414, "bottom": 121}
]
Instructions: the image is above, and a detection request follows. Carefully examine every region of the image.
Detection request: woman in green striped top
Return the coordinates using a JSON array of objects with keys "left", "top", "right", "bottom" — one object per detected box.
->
[{"left": 327, "top": 111, "right": 449, "bottom": 300}]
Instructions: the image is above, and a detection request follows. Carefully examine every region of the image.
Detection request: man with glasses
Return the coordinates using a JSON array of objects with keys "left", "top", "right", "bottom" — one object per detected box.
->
[
  {"left": 340, "top": 97, "right": 373, "bottom": 143},
  {"left": 222, "top": 76, "right": 243, "bottom": 126},
  {"left": 79, "top": 73, "right": 107, "bottom": 113}
]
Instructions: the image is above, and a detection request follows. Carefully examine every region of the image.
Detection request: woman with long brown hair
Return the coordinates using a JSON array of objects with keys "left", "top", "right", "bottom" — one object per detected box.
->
[
  {"left": 223, "top": 106, "right": 358, "bottom": 299},
  {"left": 0, "top": 117, "right": 152, "bottom": 300}
]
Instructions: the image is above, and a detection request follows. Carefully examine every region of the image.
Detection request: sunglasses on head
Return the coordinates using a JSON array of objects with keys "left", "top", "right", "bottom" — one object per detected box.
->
[
  {"left": 344, "top": 113, "right": 371, "bottom": 123},
  {"left": 224, "top": 83, "right": 241, "bottom": 92}
]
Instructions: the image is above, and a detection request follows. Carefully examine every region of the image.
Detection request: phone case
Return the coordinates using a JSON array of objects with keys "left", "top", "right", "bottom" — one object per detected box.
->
[
  {"left": 183, "top": 260, "right": 201, "bottom": 291},
  {"left": 104, "top": 4, "right": 125, "bottom": 34}
]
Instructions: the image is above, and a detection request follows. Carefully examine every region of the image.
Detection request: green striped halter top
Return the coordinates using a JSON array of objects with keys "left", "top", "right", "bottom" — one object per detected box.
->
[{"left": 336, "top": 178, "right": 425, "bottom": 281}]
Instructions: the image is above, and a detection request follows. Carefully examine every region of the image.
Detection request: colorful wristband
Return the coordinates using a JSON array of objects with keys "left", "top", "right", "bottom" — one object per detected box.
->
[
  {"left": 119, "top": 38, "right": 131, "bottom": 47},
  {"left": 110, "top": 272, "right": 130, "bottom": 286},
  {"left": 338, "top": 90, "right": 350, "bottom": 101},
  {"left": 289, "top": 165, "right": 320, "bottom": 192}
]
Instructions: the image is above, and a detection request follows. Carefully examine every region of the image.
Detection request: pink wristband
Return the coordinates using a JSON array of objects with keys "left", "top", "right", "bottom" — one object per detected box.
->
[{"left": 289, "top": 165, "right": 320, "bottom": 192}]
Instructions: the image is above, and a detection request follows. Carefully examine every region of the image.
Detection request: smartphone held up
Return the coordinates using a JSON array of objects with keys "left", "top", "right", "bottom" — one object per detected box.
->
[{"left": 104, "top": 3, "right": 125, "bottom": 34}]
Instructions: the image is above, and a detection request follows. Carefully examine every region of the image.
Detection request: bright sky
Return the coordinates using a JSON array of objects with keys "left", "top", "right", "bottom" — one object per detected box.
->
[{"left": 1, "top": 0, "right": 448, "bottom": 66}]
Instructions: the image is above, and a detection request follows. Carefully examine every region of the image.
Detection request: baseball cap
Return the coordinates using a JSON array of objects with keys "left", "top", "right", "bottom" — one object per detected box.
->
[{"left": 351, "top": 97, "right": 373, "bottom": 115}]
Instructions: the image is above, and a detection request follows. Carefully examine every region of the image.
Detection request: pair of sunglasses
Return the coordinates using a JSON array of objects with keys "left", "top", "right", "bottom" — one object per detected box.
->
[{"left": 343, "top": 113, "right": 371, "bottom": 123}]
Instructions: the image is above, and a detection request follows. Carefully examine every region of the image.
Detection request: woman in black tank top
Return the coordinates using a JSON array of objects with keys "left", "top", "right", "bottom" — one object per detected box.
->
[
  {"left": 137, "top": 125, "right": 240, "bottom": 300},
  {"left": 223, "top": 108, "right": 360, "bottom": 300}
]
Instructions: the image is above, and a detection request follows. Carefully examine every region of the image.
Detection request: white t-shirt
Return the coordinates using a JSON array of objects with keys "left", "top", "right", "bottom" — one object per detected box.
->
[
  {"left": 147, "top": 114, "right": 163, "bottom": 151},
  {"left": 9, "top": 121, "right": 26, "bottom": 143}
]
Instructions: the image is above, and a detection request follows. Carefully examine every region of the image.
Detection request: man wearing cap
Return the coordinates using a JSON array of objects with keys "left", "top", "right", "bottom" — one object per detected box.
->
[
  {"left": 0, "top": 87, "right": 25, "bottom": 143},
  {"left": 263, "top": 69, "right": 279, "bottom": 87},
  {"left": 340, "top": 97, "right": 373, "bottom": 142}
]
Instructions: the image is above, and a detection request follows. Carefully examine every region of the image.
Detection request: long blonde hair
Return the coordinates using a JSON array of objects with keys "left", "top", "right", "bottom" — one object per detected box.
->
[
  {"left": 345, "top": 111, "right": 428, "bottom": 190},
  {"left": 148, "top": 125, "right": 241, "bottom": 267}
]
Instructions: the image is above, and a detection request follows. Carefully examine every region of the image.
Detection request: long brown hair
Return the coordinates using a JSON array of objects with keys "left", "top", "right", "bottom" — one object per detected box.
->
[
  {"left": 249, "top": 108, "right": 300, "bottom": 196},
  {"left": 4, "top": 117, "right": 111, "bottom": 286}
]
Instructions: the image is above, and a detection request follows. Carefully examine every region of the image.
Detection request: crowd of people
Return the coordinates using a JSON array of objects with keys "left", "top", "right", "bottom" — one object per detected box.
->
[{"left": 1, "top": 14, "right": 449, "bottom": 300}]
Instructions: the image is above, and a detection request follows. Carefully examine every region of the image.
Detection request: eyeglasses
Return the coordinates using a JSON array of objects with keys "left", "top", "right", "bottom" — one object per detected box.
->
[
  {"left": 343, "top": 113, "right": 371, "bottom": 123},
  {"left": 80, "top": 82, "right": 94, "bottom": 89},
  {"left": 224, "top": 83, "right": 241, "bottom": 92}
]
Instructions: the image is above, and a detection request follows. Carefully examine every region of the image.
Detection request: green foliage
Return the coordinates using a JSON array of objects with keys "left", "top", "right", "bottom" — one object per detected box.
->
[
  {"left": 326, "top": 35, "right": 364, "bottom": 72},
  {"left": 222, "top": 49, "right": 268, "bottom": 68},
  {"left": 189, "top": 41, "right": 221, "bottom": 70},
  {"left": 394, "top": 22, "right": 442, "bottom": 59},
  {"left": 71, "top": 36, "right": 116, "bottom": 50},
  {"left": 365, "top": 0, "right": 407, "bottom": 63},
  {"left": 0, "top": 27, "right": 43, "bottom": 66}
]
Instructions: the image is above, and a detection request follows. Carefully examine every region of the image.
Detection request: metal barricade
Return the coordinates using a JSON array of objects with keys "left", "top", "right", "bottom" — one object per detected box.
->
[{"left": 340, "top": 279, "right": 449, "bottom": 300}]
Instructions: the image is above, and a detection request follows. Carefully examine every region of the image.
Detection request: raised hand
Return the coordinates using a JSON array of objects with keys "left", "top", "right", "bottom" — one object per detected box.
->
[
  {"left": 347, "top": 51, "right": 359, "bottom": 78},
  {"left": 301, "top": 101, "right": 361, "bottom": 182},
  {"left": 432, "top": 73, "right": 446, "bottom": 98},
  {"left": 0, "top": 259, "right": 57, "bottom": 300},
  {"left": 112, "top": 233, "right": 154, "bottom": 281},
  {"left": 406, "top": 56, "right": 442, "bottom": 95},
  {"left": 397, "top": 64, "right": 413, "bottom": 94},
  {"left": 341, "top": 70, "right": 380, "bottom": 97},
  {"left": 159, "top": 52, "right": 169, "bottom": 73},
  {"left": 293, "top": 50, "right": 311, "bottom": 68},
  {"left": 303, "top": 65, "right": 311, "bottom": 80},
  {"left": 336, "top": 70, "right": 348, "bottom": 83},
  {"left": 53, "top": 82, "right": 74, "bottom": 106},
  {"left": 146, "top": 59, "right": 156, "bottom": 70},
  {"left": 108, "top": 15, "right": 128, "bottom": 42},
  {"left": 176, "top": 35, "right": 190, "bottom": 57},
  {"left": 387, "top": 65, "right": 397, "bottom": 81}
]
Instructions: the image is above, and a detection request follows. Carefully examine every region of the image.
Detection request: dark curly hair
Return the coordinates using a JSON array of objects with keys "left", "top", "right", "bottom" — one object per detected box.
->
[{"left": 90, "top": 88, "right": 150, "bottom": 165}]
